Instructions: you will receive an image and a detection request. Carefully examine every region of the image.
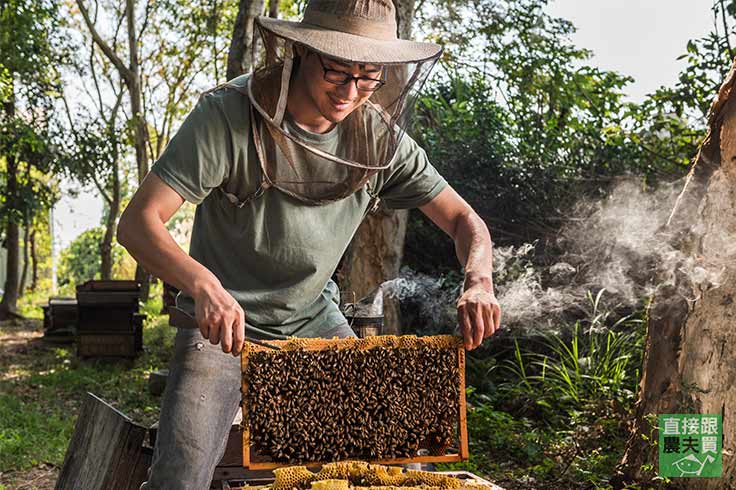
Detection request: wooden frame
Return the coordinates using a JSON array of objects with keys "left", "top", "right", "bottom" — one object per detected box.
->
[{"left": 240, "top": 335, "right": 469, "bottom": 469}]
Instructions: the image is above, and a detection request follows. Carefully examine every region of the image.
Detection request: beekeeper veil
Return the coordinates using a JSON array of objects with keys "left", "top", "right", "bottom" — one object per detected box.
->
[{"left": 246, "top": 0, "right": 442, "bottom": 205}]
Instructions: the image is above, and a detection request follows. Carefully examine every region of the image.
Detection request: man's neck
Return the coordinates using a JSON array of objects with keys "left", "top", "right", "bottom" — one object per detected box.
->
[{"left": 287, "top": 72, "right": 335, "bottom": 134}]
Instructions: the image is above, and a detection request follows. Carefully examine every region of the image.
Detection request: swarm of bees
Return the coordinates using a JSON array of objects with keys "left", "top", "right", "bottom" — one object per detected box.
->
[
  {"left": 270, "top": 461, "right": 463, "bottom": 490},
  {"left": 243, "top": 336, "right": 462, "bottom": 464}
]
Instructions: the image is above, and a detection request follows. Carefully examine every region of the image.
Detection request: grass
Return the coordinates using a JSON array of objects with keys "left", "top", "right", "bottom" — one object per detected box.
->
[
  {"left": 0, "top": 286, "right": 175, "bottom": 479},
  {"left": 438, "top": 292, "right": 659, "bottom": 490}
]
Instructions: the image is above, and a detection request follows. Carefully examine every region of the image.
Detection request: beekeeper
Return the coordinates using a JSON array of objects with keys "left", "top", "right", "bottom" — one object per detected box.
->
[{"left": 117, "top": 0, "right": 502, "bottom": 486}]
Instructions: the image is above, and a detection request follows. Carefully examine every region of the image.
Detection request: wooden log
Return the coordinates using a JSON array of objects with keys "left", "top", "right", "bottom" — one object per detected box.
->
[{"left": 55, "top": 392, "right": 151, "bottom": 490}]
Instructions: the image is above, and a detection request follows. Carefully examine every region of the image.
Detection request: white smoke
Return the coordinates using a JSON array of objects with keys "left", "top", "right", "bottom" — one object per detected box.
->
[{"left": 390, "top": 176, "right": 722, "bottom": 332}]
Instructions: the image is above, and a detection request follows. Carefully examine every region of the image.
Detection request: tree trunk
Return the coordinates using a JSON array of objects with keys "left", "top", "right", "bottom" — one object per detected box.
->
[
  {"left": 226, "top": 0, "right": 266, "bottom": 81},
  {"left": 0, "top": 95, "right": 22, "bottom": 320},
  {"left": 126, "top": 0, "right": 152, "bottom": 299},
  {"left": 30, "top": 227, "right": 37, "bottom": 292},
  {"left": 338, "top": 0, "right": 416, "bottom": 335},
  {"left": 100, "top": 214, "right": 115, "bottom": 280},
  {"left": 101, "top": 142, "right": 122, "bottom": 280},
  {"left": 19, "top": 217, "right": 29, "bottom": 296},
  {"left": 268, "top": 0, "right": 279, "bottom": 18},
  {"left": 616, "top": 60, "right": 736, "bottom": 489},
  {"left": 0, "top": 215, "right": 21, "bottom": 319}
]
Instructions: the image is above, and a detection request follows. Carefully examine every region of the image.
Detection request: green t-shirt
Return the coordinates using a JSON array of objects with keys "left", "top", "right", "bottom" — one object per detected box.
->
[{"left": 151, "top": 75, "right": 447, "bottom": 340}]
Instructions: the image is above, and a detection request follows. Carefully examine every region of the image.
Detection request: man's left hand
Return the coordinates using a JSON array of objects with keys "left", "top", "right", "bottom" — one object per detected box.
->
[{"left": 457, "top": 285, "right": 501, "bottom": 350}]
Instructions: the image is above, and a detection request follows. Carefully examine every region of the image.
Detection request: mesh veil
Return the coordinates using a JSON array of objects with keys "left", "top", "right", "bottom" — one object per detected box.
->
[{"left": 247, "top": 20, "right": 440, "bottom": 205}]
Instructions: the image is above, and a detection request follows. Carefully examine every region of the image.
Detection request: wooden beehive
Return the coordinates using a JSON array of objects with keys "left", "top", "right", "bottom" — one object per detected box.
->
[
  {"left": 240, "top": 335, "right": 468, "bottom": 469},
  {"left": 42, "top": 297, "right": 78, "bottom": 343},
  {"left": 76, "top": 280, "right": 145, "bottom": 358}
]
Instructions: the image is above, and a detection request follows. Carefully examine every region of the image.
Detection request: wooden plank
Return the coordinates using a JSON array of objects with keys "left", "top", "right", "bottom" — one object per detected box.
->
[
  {"left": 77, "top": 280, "right": 141, "bottom": 292},
  {"left": 458, "top": 344, "right": 469, "bottom": 459},
  {"left": 211, "top": 466, "right": 273, "bottom": 482},
  {"left": 77, "top": 334, "right": 137, "bottom": 358},
  {"left": 76, "top": 291, "right": 141, "bottom": 306},
  {"left": 220, "top": 426, "right": 244, "bottom": 466},
  {"left": 241, "top": 348, "right": 251, "bottom": 468},
  {"left": 55, "top": 393, "right": 148, "bottom": 490},
  {"left": 244, "top": 454, "right": 463, "bottom": 470}
]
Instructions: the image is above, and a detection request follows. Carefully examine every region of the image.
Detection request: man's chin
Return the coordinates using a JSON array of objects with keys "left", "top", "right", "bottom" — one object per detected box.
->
[{"left": 322, "top": 105, "right": 356, "bottom": 124}]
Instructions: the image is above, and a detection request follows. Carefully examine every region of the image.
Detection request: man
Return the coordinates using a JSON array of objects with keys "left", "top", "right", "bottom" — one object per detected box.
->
[{"left": 117, "top": 0, "right": 501, "bottom": 487}]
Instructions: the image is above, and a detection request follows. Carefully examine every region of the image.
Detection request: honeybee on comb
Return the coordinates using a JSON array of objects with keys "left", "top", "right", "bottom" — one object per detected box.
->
[{"left": 242, "top": 336, "right": 464, "bottom": 465}]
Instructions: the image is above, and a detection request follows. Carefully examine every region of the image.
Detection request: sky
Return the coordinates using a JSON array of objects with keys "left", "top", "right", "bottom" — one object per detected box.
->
[{"left": 52, "top": 0, "right": 717, "bottom": 251}]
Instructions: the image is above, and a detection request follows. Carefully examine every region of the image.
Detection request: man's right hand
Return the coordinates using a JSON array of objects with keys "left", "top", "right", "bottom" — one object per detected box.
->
[{"left": 193, "top": 281, "right": 246, "bottom": 356}]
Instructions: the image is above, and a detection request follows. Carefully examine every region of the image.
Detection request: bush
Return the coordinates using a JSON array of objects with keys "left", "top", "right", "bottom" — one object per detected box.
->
[{"left": 56, "top": 227, "right": 134, "bottom": 288}]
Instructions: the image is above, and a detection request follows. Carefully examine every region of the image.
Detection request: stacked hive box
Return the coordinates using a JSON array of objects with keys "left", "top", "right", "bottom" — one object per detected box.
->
[
  {"left": 76, "top": 280, "right": 146, "bottom": 358},
  {"left": 241, "top": 335, "right": 468, "bottom": 469},
  {"left": 42, "top": 297, "right": 78, "bottom": 343}
]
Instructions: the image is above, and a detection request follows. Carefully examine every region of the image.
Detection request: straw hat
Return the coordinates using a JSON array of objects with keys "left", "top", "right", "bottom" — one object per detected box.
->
[{"left": 256, "top": 0, "right": 442, "bottom": 64}]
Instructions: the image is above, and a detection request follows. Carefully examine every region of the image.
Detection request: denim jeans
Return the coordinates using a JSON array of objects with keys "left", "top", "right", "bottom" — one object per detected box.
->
[{"left": 142, "top": 323, "right": 356, "bottom": 489}]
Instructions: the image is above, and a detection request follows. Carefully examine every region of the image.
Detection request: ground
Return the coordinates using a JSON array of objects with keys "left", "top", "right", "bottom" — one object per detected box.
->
[{"left": 0, "top": 310, "right": 174, "bottom": 490}]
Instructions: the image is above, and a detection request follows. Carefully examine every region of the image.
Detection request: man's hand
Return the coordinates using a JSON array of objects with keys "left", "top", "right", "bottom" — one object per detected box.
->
[
  {"left": 193, "top": 282, "right": 245, "bottom": 356},
  {"left": 457, "top": 284, "right": 501, "bottom": 350}
]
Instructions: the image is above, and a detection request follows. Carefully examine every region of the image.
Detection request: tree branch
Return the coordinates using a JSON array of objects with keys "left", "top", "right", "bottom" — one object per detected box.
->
[
  {"left": 137, "top": 0, "right": 154, "bottom": 46},
  {"left": 76, "top": 0, "right": 134, "bottom": 82},
  {"left": 720, "top": 0, "right": 734, "bottom": 60}
]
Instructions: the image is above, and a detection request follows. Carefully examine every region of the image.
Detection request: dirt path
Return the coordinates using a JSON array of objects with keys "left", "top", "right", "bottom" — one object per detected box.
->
[{"left": 0, "top": 463, "right": 58, "bottom": 490}]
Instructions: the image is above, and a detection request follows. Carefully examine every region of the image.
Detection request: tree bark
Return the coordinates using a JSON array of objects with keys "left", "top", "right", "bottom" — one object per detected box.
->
[
  {"left": 268, "top": 0, "right": 279, "bottom": 18},
  {"left": 338, "top": 0, "right": 416, "bottom": 335},
  {"left": 19, "top": 217, "right": 29, "bottom": 296},
  {"left": 100, "top": 124, "right": 122, "bottom": 281},
  {"left": 226, "top": 0, "right": 266, "bottom": 81},
  {"left": 0, "top": 94, "right": 22, "bottom": 320},
  {"left": 616, "top": 59, "right": 736, "bottom": 489},
  {"left": 30, "top": 227, "right": 37, "bottom": 292},
  {"left": 127, "top": 0, "right": 152, "bottom": 298}
]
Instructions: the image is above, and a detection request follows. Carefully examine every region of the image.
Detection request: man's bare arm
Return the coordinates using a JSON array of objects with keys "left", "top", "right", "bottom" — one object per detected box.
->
[
  {"left": 117, "top": 173, "right": 245, "bottom": 355},
  {"left": 419, "top": 186, "right": 501, "bottom": 350}
]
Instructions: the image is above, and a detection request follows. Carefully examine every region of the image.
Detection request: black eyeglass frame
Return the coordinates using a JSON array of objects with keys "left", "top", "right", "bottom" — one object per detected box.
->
[{"left": 316, "top": 54, "right": 386, "bottom": 92}]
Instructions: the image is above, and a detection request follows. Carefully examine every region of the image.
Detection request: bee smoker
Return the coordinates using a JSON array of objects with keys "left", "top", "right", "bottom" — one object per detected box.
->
[{"left": 341, "top": 285, "right": 384, "bottom": 338}]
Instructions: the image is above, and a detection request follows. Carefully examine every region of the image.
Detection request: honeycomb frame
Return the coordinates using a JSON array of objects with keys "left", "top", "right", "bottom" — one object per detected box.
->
[{"left": 240, "top": 335, "right": 468, "bottom": 469}]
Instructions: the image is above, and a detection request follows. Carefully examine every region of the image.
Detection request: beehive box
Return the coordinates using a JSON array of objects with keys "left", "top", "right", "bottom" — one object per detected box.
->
[
  {"left": 241, "top": 335, "right": 468, "bottom": 469},
  {"left": 76, "top": 280, "right": 145, "bottom": 358}
]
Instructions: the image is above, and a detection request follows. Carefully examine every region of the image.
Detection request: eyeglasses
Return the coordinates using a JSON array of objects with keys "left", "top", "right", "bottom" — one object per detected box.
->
[{"left": 316, "top": 54, "right": 385, "bottom": 92}]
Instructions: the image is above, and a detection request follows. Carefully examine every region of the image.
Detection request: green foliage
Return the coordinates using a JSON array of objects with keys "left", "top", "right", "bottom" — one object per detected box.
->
[
  {"left": 407, "top": 0, "right": 695, "bottom": 253},
  {"left": 451, "top": 292, "right": 647, "bottom": 487},
  {"left": 56, "top": 227, "right": 131, "bottom": 288}
]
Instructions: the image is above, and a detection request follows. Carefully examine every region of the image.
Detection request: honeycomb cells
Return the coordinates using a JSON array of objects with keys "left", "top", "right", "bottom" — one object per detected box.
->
[
  {"left": 244, "top": 336, "right": 462, "bottom": 464},
  {"left": 271, "top": 462, "right": 463, "bottom": 490}
]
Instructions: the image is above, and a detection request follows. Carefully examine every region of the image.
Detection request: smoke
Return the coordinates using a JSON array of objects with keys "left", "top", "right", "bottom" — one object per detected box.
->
[{"left": 388, "top": 176, "right": 721, "bottom": 332}]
